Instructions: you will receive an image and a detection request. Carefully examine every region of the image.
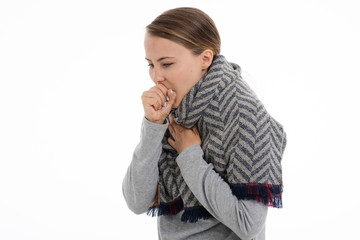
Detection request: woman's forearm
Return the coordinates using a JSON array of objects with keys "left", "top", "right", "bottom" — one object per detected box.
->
[
  {"left": 122, "top": 117, "right": 168, "bottom": 214},
  {"left": 177, "top": 145, "right": 268, "bottom": 239}
]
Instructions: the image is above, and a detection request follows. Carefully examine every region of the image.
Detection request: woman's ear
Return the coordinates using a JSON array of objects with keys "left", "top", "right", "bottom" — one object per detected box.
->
[{"left": 200, "top": 49, "right": 214, "bottom": 71}]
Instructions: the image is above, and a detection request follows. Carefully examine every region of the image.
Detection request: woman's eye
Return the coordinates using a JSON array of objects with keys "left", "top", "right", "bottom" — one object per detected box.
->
[
  {"left": 147, "top": 63, "right": 172, "bottom": 68},
  {"left": 163, "top": 63, "right": 173, "bottom": 67}
]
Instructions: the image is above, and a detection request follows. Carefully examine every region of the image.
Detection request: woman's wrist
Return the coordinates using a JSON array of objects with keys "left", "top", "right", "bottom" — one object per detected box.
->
[{"left": 145, "top": 116, "right": 166, "bottom": 125}]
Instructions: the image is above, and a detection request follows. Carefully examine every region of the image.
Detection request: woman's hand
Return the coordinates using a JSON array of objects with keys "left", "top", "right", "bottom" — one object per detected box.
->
[
  {"left": 141, "top": 84, "right": 177, "bottom": 124},
  {"left": 168, "top": 114, "right": 201, "bottom": 154}
]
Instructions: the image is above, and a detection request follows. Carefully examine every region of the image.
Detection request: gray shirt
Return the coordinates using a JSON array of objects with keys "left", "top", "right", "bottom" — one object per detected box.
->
[{"left": 122, "top": 117, "right": 268, "bottom": 240}]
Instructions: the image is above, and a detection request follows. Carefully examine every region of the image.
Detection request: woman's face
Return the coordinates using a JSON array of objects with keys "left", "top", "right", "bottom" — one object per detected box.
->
[{"left": 144, "top": 33, "right": 208, "bottom": 108}]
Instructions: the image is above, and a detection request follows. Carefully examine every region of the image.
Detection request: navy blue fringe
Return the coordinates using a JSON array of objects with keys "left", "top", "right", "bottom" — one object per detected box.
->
[
  {"left": 230, "top": 183, "right": 283, "bottom": 208},
  {"left": 147, "top": 197, "right": 213, "bottom": 223},
  {"left": 180, "top": 206, "right": 213, "bottom": 223},
  {"left": 147, "top": 196, "right": 184, "bottom": 217},
  {"left": 147, "top": 183, "right": 283, "bottom": 223}
]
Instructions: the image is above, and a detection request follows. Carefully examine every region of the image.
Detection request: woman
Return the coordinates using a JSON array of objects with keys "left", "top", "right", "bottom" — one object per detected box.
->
[{"left": 122, "top": 7, "right": 286, "bottom": 240}]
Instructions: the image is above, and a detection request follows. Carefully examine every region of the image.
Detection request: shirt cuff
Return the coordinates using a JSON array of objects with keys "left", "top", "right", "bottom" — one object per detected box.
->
[{"left": 141, "top": 116, "right": 169, "bottom": 140}]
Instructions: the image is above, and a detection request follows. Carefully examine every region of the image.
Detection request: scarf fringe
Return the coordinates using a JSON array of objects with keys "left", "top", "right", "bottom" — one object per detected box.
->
[
  {"left": 180, "top": 206, "right": 213, "bottom": 223},
  {"left": 230, "top": 183, "right": 283, "bottom": 208},
  {"left": 147, "top": 183, "right": 282, "bottom": 223},
  {"left": 147, "top": 197, "right": 213, "bottom": 223},
  {"left": 147, "top": 196, "right": 184, "bottom": 217}
]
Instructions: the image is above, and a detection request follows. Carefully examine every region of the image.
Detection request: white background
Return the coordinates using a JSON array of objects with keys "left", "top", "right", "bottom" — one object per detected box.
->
[{"left": 1, "top": 0, "right": 359, "bottom": 239}]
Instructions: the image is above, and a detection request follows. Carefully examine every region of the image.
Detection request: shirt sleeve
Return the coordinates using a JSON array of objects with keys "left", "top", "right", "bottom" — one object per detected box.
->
[
  {"left": 122, "top": 117, "right": 168, "bottom": 214},
  {"left": 176, "top": 145, "right": 268, "bottom": 240}
]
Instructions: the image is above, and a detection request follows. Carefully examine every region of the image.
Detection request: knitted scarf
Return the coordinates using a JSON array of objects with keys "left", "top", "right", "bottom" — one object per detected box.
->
[{"left": 148, "top": 55, "right": 287, "bottom": 223}]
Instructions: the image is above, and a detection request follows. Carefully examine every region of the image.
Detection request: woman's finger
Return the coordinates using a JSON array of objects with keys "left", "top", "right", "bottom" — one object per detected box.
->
[
  {"left": 156, "top": 83, "right": 169, "bottom": 97},
  {"left": 142, "top": 91, "right": 162, "bottom": 110},
  {"left": 152, "top": 86, "right": 166, "bottom": 102},
  {"left": 158, "top": 89, "right": 176, "bottom": 115},
  {"left": 168, "top": 121, "right": 175, "bottom": 137},
  {"left": 166, "top": 89, "right": 175, "bottom": 105},
  {"left": 168, "top": 137, "right": 176, "bottom": 149},
  {"left": 169, "top": 114, "right": 179, "bottom": 125},
  {"left": 169, "top": 114, "right": 174, "bottom": 123},
  {"left": 149, "top": 87, "right": 166, "bottom": 109}
]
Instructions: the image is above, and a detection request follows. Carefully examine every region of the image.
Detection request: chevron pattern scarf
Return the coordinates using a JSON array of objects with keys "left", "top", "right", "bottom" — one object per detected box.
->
[{"left": 148, "top": 55, "right": 287, "bottom": 223}]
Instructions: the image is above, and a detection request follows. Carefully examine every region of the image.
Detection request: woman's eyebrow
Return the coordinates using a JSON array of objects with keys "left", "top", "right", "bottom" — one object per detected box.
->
[{"left": 145, "top": 57, "right": 175, "bottom": 62}]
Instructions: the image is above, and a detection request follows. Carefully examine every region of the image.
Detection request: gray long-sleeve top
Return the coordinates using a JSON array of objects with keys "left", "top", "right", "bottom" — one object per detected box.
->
[{"left": 122, "top": 117, "right": 268, "bottom": 240}]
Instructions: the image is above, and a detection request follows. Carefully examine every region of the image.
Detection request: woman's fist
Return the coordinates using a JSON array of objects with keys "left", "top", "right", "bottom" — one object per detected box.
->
[{"left": 141, "top": 84, "right": 176, "bottom": 124}]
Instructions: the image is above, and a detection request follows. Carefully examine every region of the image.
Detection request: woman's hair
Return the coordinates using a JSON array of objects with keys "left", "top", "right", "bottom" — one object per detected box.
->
[{"left": 146, "top": 7, "right": 221, "bottom": 56}]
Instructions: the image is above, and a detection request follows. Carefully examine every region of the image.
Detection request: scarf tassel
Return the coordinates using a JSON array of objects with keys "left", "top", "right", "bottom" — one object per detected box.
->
[
  {"left": 147, "top": 196, "right": 184, "bottom": 217},
  {"left": 180, "top": 206, "right": 213, "bottom": 223},
  {"left": 147, "top": 197, "right": 213, "bottom": 223},
  {"left": 230, "top": 183, "right": 283, "bottom": 208}
]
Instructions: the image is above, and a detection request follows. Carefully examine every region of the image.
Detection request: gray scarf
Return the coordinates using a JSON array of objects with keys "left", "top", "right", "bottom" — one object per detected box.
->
[{"left": 148, "top": 55, "right": 287, "bottom": 223}]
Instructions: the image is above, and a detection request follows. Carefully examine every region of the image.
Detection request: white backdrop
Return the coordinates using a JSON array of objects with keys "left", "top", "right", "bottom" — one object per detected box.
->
[{"left": 1, "top": 0, "right": 359, "bottom": 239}]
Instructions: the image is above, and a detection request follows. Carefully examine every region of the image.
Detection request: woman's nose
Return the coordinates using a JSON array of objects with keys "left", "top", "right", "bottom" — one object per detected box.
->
[{"left": 152, "top": 68, "right": 165, "bottom": 84}]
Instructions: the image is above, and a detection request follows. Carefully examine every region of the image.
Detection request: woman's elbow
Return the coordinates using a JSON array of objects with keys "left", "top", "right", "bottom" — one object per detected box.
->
[
  {"left": 122, "top": 184, "right": 149, "bottom": 215},
  {"left": 234, "top": 202, "right": 268, "bottom": 239},
  {"left": 127, "top": 203, "right": 148, "bottom": 215},
  {"left": 236, "top": 223, "right": 266, "bottom": 240},
  {"left": 123, "top": 193, "right": 150, "bottom": 215}
]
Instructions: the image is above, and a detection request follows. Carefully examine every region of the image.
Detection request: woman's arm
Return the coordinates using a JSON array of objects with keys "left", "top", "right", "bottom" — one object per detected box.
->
[
  {"left": 176, "top": 145, "right": 268, "bottom": 240},
  {"left": 167, "top": 114, "right": 267, "bottom": 239},
  {"left": 122, "top": 117, "right": 168, "bottom": 214}
]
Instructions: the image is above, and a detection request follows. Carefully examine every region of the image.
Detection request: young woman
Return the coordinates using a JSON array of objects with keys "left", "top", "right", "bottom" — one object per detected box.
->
[{"left": 122, "top": 7, "right": 287, "bottom": 240}]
